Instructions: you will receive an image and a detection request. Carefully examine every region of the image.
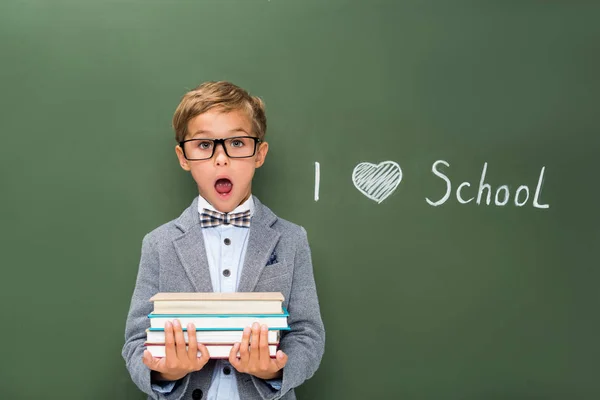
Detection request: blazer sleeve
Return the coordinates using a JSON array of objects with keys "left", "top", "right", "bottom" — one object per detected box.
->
[
  {"left": 121, "top": 233, "right": 192, "bottom": 399},
  {"left": 251, "top": 227, "right": 326, "bottom": 400}
]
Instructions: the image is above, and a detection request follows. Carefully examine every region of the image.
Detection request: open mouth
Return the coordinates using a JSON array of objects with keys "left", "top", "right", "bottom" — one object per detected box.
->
[{"left": 215, "top": 178, "right": 233, "bottom": 196}]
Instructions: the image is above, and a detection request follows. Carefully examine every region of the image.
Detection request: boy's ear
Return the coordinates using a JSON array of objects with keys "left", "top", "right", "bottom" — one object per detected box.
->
[
  {"left": 255, "top": 141, "right": 269, "bottom": 168},
  {"left": 175, "top": 145, "right": 191, "bottom": 171}
]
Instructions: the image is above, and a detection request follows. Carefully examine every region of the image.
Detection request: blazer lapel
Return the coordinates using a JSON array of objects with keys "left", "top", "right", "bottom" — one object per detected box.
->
[
  {"left": 237, "top": 196, "right": 280, "bottom": 292},
  {"left": 173, "top": 197, "right": 214, "bottom": 293}
]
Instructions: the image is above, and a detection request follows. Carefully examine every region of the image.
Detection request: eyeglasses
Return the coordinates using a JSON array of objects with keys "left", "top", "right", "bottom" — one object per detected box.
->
[{"left": 179, "top": 136, "right": 262, "bottom": 161}]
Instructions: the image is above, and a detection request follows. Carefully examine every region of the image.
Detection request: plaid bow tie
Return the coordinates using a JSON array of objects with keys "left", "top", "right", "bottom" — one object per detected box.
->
[{"left": 200, "top": 208, "right": 251, "bottom": 228}]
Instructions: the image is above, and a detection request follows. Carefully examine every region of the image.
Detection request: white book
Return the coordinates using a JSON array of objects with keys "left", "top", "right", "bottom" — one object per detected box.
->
[
  {"left": 145, "top": 328, "right": 282, "bottom": 344},
  {"left": 144, "top": 343, "right": 278, "bottom": 359},
  {"left": 150, "top": 292, "right": 285, "bottom": 315}
]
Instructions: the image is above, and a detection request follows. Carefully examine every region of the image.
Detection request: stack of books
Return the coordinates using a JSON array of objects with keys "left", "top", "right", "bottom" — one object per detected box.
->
[{"left": 144, "top": 292, "right": 289, "bottom": 359}]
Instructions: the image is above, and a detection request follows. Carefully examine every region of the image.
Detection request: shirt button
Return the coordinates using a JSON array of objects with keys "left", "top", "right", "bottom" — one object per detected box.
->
[
  {"left": 224, "top": 238, "right": 231, "bottom": 245},
  {"left": 192, "top": 389, "right": 203, "bottom": 399},
  {"left": 223, "top": 366, "right": 231, "bottom": 375},
  {"left": 222, "top": 269, "right": 231, "bottom": 277}
]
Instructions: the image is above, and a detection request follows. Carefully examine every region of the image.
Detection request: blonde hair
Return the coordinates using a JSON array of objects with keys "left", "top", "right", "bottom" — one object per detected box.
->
[{"left": 172, "top": 81, "right": 267, "bottom": 142}]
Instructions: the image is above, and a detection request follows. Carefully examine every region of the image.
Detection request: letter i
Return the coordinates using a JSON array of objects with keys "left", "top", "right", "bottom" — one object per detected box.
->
[{"left": 315, "top": 162, "right": 320, "bottom": 201}]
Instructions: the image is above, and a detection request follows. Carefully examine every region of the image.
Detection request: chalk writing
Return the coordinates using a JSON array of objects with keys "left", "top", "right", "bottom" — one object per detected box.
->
[
  {"left": 426, "top": 160, "right": 549, "bottom": 208},
  {"left": 352, "top": 161, "right": 402, "bottom": 204},
  {"left": 314, "top": 162, "right": 320, "bottom": 202}
]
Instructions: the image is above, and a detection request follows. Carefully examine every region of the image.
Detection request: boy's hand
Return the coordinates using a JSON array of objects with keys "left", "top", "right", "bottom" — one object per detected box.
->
[
  {"left": 229, "top": 323, "right": 288, "bottom": 380},
  {"left": 143, "top": 320, "right": 210, "bottom": 382}
]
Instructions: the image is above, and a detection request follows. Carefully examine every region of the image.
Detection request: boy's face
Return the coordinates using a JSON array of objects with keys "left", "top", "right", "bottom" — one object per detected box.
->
[{"left": 175, "top": 108, "right": 268, "bottom": 213}]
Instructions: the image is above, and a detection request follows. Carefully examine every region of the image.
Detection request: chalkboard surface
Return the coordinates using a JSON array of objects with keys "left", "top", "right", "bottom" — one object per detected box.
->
[{"left": 1, "top": 1, "right": 599, "bottom": 399}]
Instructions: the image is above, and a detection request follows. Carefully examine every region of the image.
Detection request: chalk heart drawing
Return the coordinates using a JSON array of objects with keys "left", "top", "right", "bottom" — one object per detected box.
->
[{"left": 352, "top": 161, "right": 403, "bottom": 204}]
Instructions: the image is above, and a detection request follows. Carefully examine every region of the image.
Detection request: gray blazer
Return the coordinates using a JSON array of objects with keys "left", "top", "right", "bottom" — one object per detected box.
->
[{"left": 122, "top": 196, "right": 325, "bottom": 400}]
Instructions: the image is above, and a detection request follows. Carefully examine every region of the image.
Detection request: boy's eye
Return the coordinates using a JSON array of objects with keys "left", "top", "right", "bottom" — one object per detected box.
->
[
  {"left": 230, "top": 139, "right": 245, "bottom": 148},
  {"left": 197, "top": 141, "right": 213, "bottom": 150}
]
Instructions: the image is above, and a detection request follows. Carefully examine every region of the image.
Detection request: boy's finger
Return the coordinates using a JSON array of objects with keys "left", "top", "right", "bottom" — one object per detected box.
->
[
  {"left": 239, "top": 327, "right": 251, "bottom": 363},
  {"left": 249, "top": 323, "right": 260, "bottom": 364},
  {"left": 196, "top": 343, "right": 210, "bottom": 369},
  {"left": 273, "top": 350, "right": 288, "bottom": 370},
  {"left": 142, "top": 349, "right": 151, "bottom": 367},
  {"left": 258, "top": 324, "right": 270, "bottom": 369},
  {"left": 173, "top": 319, "right": 187, "bottom": 359},
  {"left": 143, "top": 349, "right": 160, "bottom": 372},
  {"left": 164, "top": 321, "right": 177, "bottom": 362},
  {"left": 229, "top": 343, "right": 242, "bottom": 371},
  {"left": 186, "top": 323, "right": 198, "bottom": 363}
]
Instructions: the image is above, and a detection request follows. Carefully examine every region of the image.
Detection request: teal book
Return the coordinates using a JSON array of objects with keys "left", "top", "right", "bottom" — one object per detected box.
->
[{"left": 147, "top": 307, "right": 289, "bottom": 329}]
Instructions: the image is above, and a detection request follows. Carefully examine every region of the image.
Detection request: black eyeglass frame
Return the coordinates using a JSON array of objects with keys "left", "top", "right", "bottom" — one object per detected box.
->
[{"left": 179, "top": 136, "right": 262, "bottom": 160}]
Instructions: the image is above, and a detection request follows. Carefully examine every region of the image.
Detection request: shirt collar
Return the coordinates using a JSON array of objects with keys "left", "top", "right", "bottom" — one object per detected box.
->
[{"left": 197, "top": 194, "right": 255, "bottom": 217}]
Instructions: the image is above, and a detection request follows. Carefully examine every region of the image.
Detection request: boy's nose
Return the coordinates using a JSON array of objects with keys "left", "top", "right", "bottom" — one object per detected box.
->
[{"left": 213, "top": 143, "right": 229, "bottom": 165}]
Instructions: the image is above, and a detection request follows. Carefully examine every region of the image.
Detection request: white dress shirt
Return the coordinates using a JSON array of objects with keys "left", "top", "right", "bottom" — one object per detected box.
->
[{"left": 198, "top": 194, "right": 254, "bottom": 400}]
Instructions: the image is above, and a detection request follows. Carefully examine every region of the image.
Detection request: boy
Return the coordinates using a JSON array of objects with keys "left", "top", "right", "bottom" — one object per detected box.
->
[{"left": 122, "top": 81, "right": 325, "bottom": 400}]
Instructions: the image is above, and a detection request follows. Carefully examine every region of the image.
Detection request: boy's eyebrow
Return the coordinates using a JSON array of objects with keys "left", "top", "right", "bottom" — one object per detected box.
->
[{"left": 190, "top": 128, "right": 250, "bottom": 137}]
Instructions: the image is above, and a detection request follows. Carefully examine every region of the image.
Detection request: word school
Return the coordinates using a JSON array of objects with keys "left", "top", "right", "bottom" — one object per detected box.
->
[{"left": 427, "top": 160, "right": 549, "bottom": 208}]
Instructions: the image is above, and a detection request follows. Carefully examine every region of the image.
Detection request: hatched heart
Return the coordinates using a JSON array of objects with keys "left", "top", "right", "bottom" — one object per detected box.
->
[{"left": 352, "top": 161, "right": 402, "bottom": 203}]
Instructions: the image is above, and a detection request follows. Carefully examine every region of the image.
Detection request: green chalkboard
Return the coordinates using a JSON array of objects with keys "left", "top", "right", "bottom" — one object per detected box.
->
[{"left": 1, "top": 1, "right": 599, "bottom": 399}]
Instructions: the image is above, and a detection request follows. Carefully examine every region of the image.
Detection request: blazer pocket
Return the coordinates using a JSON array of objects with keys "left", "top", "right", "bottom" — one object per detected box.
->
[
  {"left": 259, "top": 260, "right": 289, "bottom": 280},
  {"left": 255, "top": 261, "right": 292, "bottom": 297}
]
